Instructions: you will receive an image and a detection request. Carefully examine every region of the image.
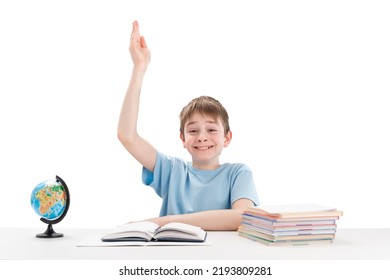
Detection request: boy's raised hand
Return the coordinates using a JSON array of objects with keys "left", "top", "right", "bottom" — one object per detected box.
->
[
  {"left": 129, "top": 21, "right": 151, "bottom": 70},
  {"left": 119, "top": 20, "right": 157, "bottom": 173}
]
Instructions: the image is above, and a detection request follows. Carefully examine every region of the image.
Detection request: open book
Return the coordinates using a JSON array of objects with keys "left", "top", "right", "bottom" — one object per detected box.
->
[{"left": 101, "top": 221, "right": 207, "bottom": 243}]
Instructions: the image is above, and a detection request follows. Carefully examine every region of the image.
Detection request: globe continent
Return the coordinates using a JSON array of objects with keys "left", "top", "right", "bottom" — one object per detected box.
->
[{"left": 31, "top": 179, "right": 67, "bottom": 221}]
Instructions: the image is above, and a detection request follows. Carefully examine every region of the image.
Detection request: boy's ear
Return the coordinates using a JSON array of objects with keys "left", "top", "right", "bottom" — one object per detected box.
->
[
  {"left": 180, "top": 132, "right": 186, "bottom": 147},
  {"left": 224, "top": 131, "right": 232, "bottom": 147}
]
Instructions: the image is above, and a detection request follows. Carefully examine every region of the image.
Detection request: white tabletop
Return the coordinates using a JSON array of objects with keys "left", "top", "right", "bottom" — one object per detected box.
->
[{"left": 1, "top": 227, "right": 389, "bottom": 260}]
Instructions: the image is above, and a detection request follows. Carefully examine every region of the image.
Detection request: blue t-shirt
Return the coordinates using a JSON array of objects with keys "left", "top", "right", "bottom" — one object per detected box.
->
[{"left": 142, "top": 152, "right": 259, "bottom": 216}]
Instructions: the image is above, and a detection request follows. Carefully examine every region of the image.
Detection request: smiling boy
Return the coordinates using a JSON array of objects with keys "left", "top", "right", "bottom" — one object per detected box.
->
[
  {"left": 180, "top": 99, "right": 232, "bottom": 170},
  {"left": 118, "top": 21, "right": 259, "bottom": 230}
]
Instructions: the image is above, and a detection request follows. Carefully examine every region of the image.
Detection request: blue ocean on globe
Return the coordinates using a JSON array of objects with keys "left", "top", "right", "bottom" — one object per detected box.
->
[{"left": 31, "top": 179, "right": 67, "bottom": 221}]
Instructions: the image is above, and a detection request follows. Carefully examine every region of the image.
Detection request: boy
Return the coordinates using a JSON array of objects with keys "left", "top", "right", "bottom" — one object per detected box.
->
[{"left": 118, "top": 21, "right": 259, "bottom": 230}]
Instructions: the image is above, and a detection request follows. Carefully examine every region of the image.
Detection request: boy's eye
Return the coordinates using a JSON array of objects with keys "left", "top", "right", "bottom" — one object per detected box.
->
[
  {"left": 208, "top": 128, "right": 218, "bottom": 133},
  {"left": 188, "top": 129, "right": 198, "bottom": 134}
]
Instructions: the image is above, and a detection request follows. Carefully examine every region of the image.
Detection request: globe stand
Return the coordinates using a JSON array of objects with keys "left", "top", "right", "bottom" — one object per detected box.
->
[
  {"left": 33, "top": 175, "right": 70, "bottom": 239},
  {"left": 36, "top": 224, "right": 63, "bottom": 238}
]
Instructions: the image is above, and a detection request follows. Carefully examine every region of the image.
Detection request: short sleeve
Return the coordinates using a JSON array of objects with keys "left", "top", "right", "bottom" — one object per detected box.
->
[
  {"left": 230, "top": 164, "right": 260, "bottom": 206},
  {"left": 141, "top": 151, "right": 176, "bottom": 197},
  {"left": 142, "top": 167, "right": 154, "bottom": 186}
]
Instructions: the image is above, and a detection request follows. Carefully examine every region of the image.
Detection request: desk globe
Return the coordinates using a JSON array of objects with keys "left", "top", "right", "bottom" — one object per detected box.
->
[{"left": 30, "top": 175, "right": 70, "bottom": 238}]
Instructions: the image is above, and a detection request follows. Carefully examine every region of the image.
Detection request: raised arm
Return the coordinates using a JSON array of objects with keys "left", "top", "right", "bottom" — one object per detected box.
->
[{"left": 117, "top": 21, "right": 157, "bottom": 172}]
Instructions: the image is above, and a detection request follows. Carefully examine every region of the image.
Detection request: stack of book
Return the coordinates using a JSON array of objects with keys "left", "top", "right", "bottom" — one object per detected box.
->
[{"left": 238, "top": 203, "right": 343, "bottom": 246}]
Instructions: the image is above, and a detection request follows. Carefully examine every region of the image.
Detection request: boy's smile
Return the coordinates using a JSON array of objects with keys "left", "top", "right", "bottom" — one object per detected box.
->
[
  {"left": 194, "top": 144, "right": 215, "bottom": 150},
  {"left": 181, "top": 112, "right": 232, "bottom": 170}
]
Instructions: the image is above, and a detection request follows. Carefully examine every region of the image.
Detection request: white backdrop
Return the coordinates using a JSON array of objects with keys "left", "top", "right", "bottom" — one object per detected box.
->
[{"left": 1, "top": 0, "right": 389, "bottom": 229}]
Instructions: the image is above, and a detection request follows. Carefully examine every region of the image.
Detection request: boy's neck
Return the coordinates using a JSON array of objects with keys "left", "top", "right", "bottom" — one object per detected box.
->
[{"left": 191, "top": 161, "right": 221, "bottom": 170}]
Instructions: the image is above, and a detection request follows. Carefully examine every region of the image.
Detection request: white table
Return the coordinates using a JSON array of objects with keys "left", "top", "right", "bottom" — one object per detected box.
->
[{"left": 1, "top": 227, "right": 389, "bottom": 260}]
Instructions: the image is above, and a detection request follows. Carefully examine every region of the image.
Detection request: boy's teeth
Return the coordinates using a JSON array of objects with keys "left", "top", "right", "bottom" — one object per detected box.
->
[{"left": 197, "top": 146, "right": 210, "bottom": 150}]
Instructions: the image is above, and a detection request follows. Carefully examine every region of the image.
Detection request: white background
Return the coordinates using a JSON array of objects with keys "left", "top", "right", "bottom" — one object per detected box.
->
[{"left": 1, "top": 0, "right": 389, "bottom": 229}]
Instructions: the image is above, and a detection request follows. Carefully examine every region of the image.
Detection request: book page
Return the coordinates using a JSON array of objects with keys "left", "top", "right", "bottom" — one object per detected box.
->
[
  {"left": 154, "top": 222, "right": 206, "bottom": 241},
  {"left": 102, "top": 221, "right": 160, "bottom": 240},
  {"left": 157, "top": 222, "right": 203, "bottom": 235}
]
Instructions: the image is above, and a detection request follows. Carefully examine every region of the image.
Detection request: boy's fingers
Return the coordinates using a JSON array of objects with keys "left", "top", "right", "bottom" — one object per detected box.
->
[
  {"left": 131, "top": 21, "right": 136, "bottom": 37},
  {"left": 140, "top": 36, "right": 148, "bottom": 48},
  {"left": 131, "top": 21, "right": 139, "bottom": 38}
]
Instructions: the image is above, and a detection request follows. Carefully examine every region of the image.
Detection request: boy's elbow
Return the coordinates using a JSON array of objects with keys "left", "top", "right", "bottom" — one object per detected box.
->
[
  {"left": 117, "top": 130, "right": 126, "bottom": 143},
  {"left": 117, "top": 130, "right": 136, "bottom": 146}
]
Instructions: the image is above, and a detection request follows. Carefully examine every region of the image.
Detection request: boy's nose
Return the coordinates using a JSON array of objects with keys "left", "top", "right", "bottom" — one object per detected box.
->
[{"left": 197, "top": 132, "right": 208, "bottom": 142}]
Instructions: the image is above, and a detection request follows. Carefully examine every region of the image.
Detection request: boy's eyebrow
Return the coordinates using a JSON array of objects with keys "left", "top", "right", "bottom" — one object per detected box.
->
[
  {"left": 186, "top": 121, "right": 197, "bottom": 126},
  {"left": 186, "top": 120, "right": 219, "bottom": 126}
]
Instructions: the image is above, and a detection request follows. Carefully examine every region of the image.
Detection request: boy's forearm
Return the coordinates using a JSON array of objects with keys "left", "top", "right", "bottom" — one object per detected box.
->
[
  {"left": 118, "top": 67, "right": 157, "bottom": 171},
  {"left": 150, "top": 209, "right": 245, "bottom": 231},
  {"left": 117, "top": 67, "right": 146, "bottom": 142}
]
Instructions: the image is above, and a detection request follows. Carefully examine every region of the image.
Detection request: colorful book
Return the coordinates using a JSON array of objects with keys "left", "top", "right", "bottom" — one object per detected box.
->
[
  {"left": 240, "top": 222, "right": 336, "bottom": 236},
  {"left": 238, "top": 232, "right": 333, "bottom": 246},
  {"left": 238, "top": 227, "right": 335, "bottom": 241},
  {"left": 238, "top": 203, "right": 342, "bottom": 246},
  {"left": 241, "top": 220, "right": 337, "bottom": 233},
  {"left": 243, "top": 213, "right": 339, "bottom": 226},
  {"left": 242, "top": 213, "right": 336, "bottom": 229},
  {"left": 247, "top": 203, "right": 343, "bottom": 219}
]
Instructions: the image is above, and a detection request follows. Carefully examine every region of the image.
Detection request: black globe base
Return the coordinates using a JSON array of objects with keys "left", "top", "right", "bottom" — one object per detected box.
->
[{"left": 36, "top": 224, "right": 63, "bottom": 238}]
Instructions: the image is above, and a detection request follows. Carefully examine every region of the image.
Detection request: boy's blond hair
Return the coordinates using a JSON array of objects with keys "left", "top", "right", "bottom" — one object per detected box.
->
[{"left": 179, "top": 96, "right": 230, "bottom": 136}]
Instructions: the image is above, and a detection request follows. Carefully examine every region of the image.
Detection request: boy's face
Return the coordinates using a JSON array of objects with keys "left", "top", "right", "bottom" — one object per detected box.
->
[{"left": 180, "top": 112, "right": 232, "bottom": 170}]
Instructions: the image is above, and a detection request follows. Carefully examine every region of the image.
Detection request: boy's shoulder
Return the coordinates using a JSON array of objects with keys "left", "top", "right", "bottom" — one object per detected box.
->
[{"left": 221, "top": 162, "right": 253, "bottom": 173}]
